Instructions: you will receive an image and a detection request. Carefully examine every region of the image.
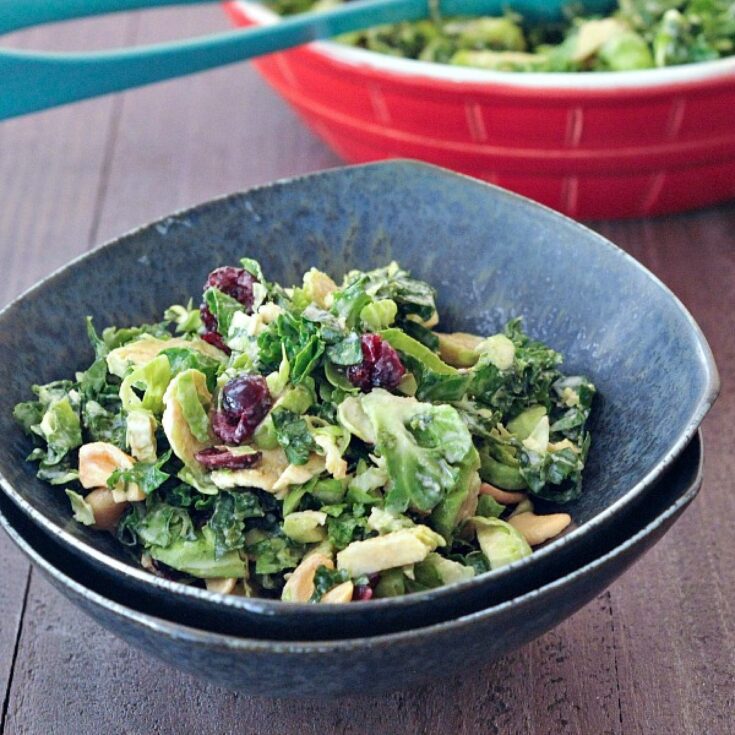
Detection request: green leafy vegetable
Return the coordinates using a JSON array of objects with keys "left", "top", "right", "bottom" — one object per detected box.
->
[
  {"left": 258, "top": 312, "right": 324, "bottom": 383},
  {"left": 65, "top": 490, "right": 95, "bottom": 526},
  {"left": 473, "top": 516, "right": 532, "bottom": 569},
  {"left": 325, "top": 332, "right": 363, "bottom": 366},
  {"left": 38, "top": 396, "right": 83, "bottom": 465},
  {"left": 164, "top": 300, "right": 203, "bottom": 334},
  {"left": 360, "top": 299, "right": 397, "bottom": 331},
  {"left": 173, "top": 369, "right": 211, "bottom": 442},
  {"left": 208, "top": 491, "right": 264, "bottom": 558},
  {"left": 247, "top": 533, "right": 305, "bottom": 575},
  {"left": 271, "top": 408, "right": 316, "bottom": 465},
  {"left": 204, "top": 287, "right": 245, "bottom": 338},
  {"left": 381, "top": 328, "right": 469, "bottom": 401},
  {"left": 476, "top": 494, "right": 506, "bottom": 518},
  {"left": 161, "top": 347, "right": 221, "bottom": 392},
  {"left": 270, "top": 0, "right": 735, "bottom": 72},
  {"left": 108, "top": 450, "right": 172, "bottom": 497},
  {"left": 83, "top": 400, "right": 127, "bottom": 447},
  {"left": 118, "top": 497, "right": 197, "bottom": 548},
  {"left": 149, "top": 527, "right": 247, "bottom": 578},
  {"left": 327, "top": 510, "right": 367, "bottom": 550},
  {"left": 311, "top": 566, "right": 351, "bottom": 602},
  {"left": 360, "top": 389, "right": 477, "bottom": 516},
  {"left": 120, "top": 354, "right": 172, "bottom": 415},
  {"left": 18, "top": 259, "right": 596, "bottom": 602},
  {"left": 331, "top": 275, "right": 373, "bottom": 328},
  {"left": 345, "top": 261, "right": 437, "bottom": 322}
]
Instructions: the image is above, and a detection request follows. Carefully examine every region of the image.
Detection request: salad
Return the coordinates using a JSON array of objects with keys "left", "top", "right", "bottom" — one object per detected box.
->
[
  {"left": 267, "top": 0, "right": 735, "bottom": 72},
  {"left": 14, "top": 260, "right": 595, "bottom": 603}
]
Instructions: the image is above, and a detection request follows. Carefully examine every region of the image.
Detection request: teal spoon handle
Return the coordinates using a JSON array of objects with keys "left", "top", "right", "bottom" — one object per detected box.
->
[{"left": 0, "top": 0, "right": 615, "bottom": 121}]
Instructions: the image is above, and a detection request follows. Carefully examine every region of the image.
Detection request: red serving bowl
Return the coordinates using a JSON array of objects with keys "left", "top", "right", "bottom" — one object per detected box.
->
[{"left": 224, "top": 1, "right": 735, "bottom": 219}]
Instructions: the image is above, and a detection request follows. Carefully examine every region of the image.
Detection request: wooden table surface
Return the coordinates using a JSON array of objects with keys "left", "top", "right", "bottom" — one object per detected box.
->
[{"left": 1, "top": 7, "right": 733, "bottom": 734}]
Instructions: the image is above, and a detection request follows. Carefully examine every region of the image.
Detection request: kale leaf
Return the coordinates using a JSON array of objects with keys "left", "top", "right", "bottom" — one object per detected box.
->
[
  {"left": 271, "top": 408, "right": 316, "bottom": 465},
  {"left": 108, "top": 450, "right": 172, "bottom": 496},
  {"left": 310, "top": 566, "right": 351, "bottom": 602},
  {"left": 208, "top": 491, "right": 264, "bottom": 559}
]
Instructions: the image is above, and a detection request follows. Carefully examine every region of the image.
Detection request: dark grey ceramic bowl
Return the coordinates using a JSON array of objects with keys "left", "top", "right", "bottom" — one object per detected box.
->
[
  {"left": 0, "top": 433, "right": 702, "bottom": 697},
  {"left": 0, "top": 161, "right": 718, "bottom": 640}
]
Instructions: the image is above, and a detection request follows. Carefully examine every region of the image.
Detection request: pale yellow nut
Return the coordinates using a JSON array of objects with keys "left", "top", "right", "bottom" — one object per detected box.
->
[
  {"left": 508, "top": 498, "right": 534, "bottom": 518},
  {"left": 85, "top": 487, "right": 128, "bottom": 532},
  {"left": 508, "top": 512, "right": 572, "bottom": 547},
  {"left": 281, "top": 553, "right": 334, "bottom": 603},
  {"left": 303, "top": 268, "right": 338, "bottom": 309},
  {"left": 321, "top": 581, "right": 354, "bottom": 604},
  {"left": 436, "top": 332, "right": 483, "bottom": 367},
  {"left": 479, "top": 482, "right": 527, "bottom": 506},
  {"left": 78, "top": 442, "right": 144, "bottom": 502},
  {"left": 206, "top": 578, "right": 238, "bottom": 595}
]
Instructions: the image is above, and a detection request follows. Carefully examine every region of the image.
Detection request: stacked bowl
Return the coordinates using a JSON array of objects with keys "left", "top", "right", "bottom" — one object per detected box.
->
[{"left": 0, "top": 162, "right": 718, "bottom": 696}]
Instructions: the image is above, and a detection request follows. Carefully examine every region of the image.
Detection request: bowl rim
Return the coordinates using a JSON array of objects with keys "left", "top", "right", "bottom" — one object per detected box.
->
[
  {"left": 0, "top": 160, "right": 720, "bottom": 620},
  {"left": 231, "top": 1, "right": 735, "bottom": 91},
  {"left": 0, "top": 431, "right": 702, "bottom": 650}
]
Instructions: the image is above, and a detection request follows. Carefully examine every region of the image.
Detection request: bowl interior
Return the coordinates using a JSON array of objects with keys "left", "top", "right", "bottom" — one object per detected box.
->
[{"left": 0, "top": 161, "right": 717, "bottom": 603}]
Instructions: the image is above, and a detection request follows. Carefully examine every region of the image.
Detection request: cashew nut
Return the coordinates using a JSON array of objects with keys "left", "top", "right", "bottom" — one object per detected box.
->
[
  {"left": 321, "top": 580, "right": 354, "bottom": 604},
  {"left": 79, "top": 442, "right": 145, "bottom": 502},
  {"left": 281, "top": 553, "right": 334, "bottom": 602},
  {"left": 479, "top": 482, "right": 526, "bottom": 506},
  {"left": 508, "top": 512, "right": 571, "bottom": 546},
  {"left": 85, "top": 487, "right": 128, "bottom": 532},
  {"left": 206, "top": 578, "right": 238, "bottom": 595}
]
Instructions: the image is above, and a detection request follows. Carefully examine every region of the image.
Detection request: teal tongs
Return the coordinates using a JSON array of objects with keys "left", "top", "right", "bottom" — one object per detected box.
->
[{"left": 0, "top": 0, "right": 615, "bottom": 120}]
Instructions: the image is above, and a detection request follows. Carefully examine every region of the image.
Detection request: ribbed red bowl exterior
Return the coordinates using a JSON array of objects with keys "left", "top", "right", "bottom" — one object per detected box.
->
[{"left": 225, "top": 2, "right": 735, "bottom": 219}]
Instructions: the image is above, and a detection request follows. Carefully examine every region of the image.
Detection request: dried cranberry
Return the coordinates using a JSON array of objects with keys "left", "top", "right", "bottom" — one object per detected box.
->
[
  {"left": 201, "top": 329, "right": 230, "bottom": 354},
  {"left": 206, "top": 266, "right": 257, "bottom": 310},
  {"left": 200, "top": 302, "right": 217, "bottom": 332},
  {"left": 347, "top": 334, "right": 405, "bottom": 392},
  {"left": 199, "top": 266, "right": 259, "bottom": 353},
  {"left": 354, "top": 585, "right": 374, "bottom": 601},
  {"left": 195, "top": 447, "right": 262, "bottom": 470},
  {"left": 211, "top": 375, "right": 273, "bottom": 445}
]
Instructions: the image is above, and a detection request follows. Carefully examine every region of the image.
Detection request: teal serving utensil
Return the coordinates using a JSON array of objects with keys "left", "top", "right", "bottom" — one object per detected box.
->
[{"left": 0, "top": 0, "right": 615, "bottom": 120}]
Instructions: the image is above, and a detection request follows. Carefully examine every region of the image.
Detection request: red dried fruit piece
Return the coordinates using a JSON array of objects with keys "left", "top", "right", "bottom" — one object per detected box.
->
[
  {"left": 206, "top": 266, "right": 257, "bottom": 309},
  {"left": 200, "top": 266, "right": 259, "bottom": 352},
  {"left": 201, "top": 328, "right": 230, "bottom": 355},
  {"left": 194, "top": 447, "right": 262, "bottom": 470},
  {"left": 347, "top": 334, "right": 405, "bottom": 392},
  {"left": 211, "top": 374, "right": 273, "bottom": 445},
  {"left": 354, "top": 585, "right": 374, "bottom": 601}
]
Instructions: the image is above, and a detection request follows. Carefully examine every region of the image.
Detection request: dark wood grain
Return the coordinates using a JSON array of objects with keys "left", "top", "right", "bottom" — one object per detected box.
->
[
  {"left": 0, "top": 541, "right": 30, "bottom": 728},
  {"left": 92, "top": 6, "right": 340, "bottom": 245},
  {"left": 0, "top": 14, "right": 138, "bottom": 726},
  {"left": 596, "top": 211, "right": 735, "bottom": 735},
  {"left": 2, "top": 574, "right": 622, "bottom": 735},
  {"left": 0, "top": 6, "right": 733, "bottom": 734}
]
